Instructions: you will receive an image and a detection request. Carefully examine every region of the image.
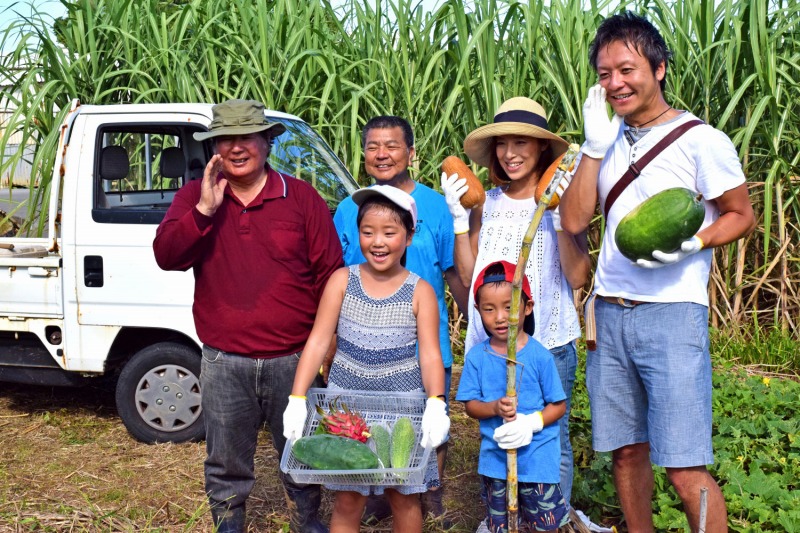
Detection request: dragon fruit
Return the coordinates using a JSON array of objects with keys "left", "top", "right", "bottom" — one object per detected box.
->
[{"left": 315, "top": 398, "right": 371, "bottom": 443}]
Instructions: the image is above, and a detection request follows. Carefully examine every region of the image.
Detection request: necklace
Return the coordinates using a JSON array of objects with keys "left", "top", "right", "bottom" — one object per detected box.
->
[{"left": 626, "top": 106, "right": 671, "bottom": 133}]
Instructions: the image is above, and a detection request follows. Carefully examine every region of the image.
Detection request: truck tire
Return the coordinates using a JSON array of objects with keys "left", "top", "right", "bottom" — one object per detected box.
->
[{"left": 115, "top": 342, "right": 204, "bottom": 443}]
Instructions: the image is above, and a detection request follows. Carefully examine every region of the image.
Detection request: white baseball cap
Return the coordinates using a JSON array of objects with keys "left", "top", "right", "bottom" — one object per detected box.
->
[{"left": 351, "top": 185, "right": 417, "bottom": 229}]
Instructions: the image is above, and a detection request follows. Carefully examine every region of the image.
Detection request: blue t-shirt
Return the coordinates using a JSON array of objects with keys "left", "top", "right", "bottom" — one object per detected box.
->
[
  {"left": 456, "top": 337, "right": 566, "bottom": 483},
  {"left": 333, "top": 182, "right": 456, "bottom": 367}
]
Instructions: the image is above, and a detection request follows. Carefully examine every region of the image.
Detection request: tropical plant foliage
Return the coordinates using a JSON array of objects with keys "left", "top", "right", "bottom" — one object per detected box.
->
[
  {"left": 570, "top": 348, "right": 800, "bottom": 532},
  {"left": 1, "top": 0, "right": 799, "bottom": 340}
]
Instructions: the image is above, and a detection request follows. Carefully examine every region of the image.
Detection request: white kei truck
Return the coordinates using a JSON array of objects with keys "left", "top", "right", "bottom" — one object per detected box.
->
[{"left": 0, "top": 100, "right": 357, "bottom": 443}]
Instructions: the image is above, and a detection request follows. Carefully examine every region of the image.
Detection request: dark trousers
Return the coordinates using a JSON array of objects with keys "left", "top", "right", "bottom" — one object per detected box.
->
[{"left": 201, "top": 345, "right": 323, "bottom": 510}]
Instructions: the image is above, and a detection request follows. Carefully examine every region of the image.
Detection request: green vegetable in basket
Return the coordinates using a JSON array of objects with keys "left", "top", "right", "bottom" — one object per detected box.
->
[
  {"left": 292, "top": 434, "right": 379, "bottom": 470},
  {"left": 370, "top": 424, "right": 391, "bottom": 468},
  {"left": 391, "top": 417, "right": 416, "bottom": 469}
]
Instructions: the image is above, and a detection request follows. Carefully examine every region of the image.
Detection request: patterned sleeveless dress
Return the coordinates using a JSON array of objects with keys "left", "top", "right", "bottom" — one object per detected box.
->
[{"left": 327, "top": 264, "right": 438, "bottom": 495}]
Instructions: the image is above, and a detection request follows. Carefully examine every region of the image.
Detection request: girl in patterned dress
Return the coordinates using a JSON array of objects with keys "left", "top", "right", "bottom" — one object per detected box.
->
[{"left": 283, "top": 185, "right": 450, "bottom": 532}]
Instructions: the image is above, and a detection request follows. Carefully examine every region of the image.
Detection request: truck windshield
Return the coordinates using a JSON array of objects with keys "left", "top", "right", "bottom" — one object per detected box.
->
[
  {"left": 267, "top": 118, "right": 358, "bottom": 211},
  {"left": 91, "top": 117, "right": 358, "bottom": 225}
]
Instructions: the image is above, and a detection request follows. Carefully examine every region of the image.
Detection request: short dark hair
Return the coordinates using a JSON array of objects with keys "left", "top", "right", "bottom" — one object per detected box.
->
[
  {"left": 474, "top": 263, "right": 535, "bottom": 336},
  {"left": 362, "top": 116, "right": 414, "bottom": 149},
  {"left": 261, "top": 131, "right": 276, "bottom": 146},
  {"left": 589, "top": 11, "right": 672, "bottom": 91},
  {"left": 356, "top": 196, "right": 415, "bottom": 267}
]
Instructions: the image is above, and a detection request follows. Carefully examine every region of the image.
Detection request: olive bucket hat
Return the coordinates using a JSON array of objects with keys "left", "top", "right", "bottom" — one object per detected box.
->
[
  {"left": 193, "top": 99, "right": 287, "bottom": 141},
  {"left": 463, "top": 97, "right": 569, "bottom": 169}
]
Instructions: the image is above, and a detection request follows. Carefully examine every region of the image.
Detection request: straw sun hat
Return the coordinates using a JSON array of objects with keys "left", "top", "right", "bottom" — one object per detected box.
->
[{"left": 463, "top": 97, "right": 569, "bottom": 169}]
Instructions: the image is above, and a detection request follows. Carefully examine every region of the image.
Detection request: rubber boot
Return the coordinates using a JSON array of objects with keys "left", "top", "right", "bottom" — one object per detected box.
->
[
  {"left": 421, "top": 487, "right": 454, "bottom": 529},
  {"left": 284, "top": 482, "right": 328, "bottom": 533},
  {"left": 361, "top": 494, "right": 392, "bottom": 525},
  {"left": 422, "top": 440, "right": 453, "bottom": 528},
  {"left": 210, "top": 503, "right": 246, "bottom": 533}
]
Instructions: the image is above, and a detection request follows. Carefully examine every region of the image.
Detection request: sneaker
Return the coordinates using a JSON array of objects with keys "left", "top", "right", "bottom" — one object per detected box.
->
[
  {"left": 573, "top": 509, "right": 615, "bottom": 533},
  {"left": 475, "top": 518, "right": 491, "bottom": 533}
]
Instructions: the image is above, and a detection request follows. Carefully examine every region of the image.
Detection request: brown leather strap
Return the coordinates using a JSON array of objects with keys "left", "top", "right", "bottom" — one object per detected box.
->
[
  {"left": 599, "top": 296, "right": 647, "bottom": 307},
  {"left": 603, "top": 119, "right": 704, "bottom": 219}
]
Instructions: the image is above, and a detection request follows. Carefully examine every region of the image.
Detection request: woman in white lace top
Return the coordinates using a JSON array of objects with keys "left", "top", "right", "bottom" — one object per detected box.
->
[{"left": 441, "top": 96, "right": 590, "bottom": 509}]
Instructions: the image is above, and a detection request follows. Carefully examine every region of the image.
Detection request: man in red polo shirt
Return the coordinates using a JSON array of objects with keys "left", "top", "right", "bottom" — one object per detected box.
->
[{"left": 154, "top": 99, "right": 341, "bottom": 533}]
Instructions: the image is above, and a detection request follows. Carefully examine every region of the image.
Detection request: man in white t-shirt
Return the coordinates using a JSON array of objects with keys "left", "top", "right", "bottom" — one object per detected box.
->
[{"left": 560, "top": 11, "right": 755, "bottom": 533}]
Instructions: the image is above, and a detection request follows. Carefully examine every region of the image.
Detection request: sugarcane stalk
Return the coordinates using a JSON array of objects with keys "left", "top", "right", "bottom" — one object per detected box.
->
[{"left": 506, "top": 144, "right": 580, "bottom": 532}]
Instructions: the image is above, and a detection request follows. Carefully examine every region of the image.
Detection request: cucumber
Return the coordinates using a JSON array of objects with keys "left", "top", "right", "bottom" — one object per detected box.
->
[
  {"left": 390, "top": 417, "right": 416, "bottom": 469},
  {"left": 292, "top": 434, "right": 379, "bottom": 470},
  {"left": 615, "top": 187, "right": 705, "bottom": 262},
  {"left": 370, "top": 424, "right": 392, "bottom": 468}
]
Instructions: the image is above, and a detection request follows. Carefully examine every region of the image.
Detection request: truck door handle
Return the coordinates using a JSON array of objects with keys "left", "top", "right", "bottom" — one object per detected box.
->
[
  {"left": 28, "top": 267, "right": 57, "bottom": 277},
  {"left": 84, "top": 255, "right": 104, "bottom": 287}
]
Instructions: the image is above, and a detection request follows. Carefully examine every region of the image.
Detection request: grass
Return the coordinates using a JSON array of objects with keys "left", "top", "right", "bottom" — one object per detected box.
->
[
  {"left": 1, "top": 351, "right": 798, "bottom": 532},
  {"left": 0, "top": 381, "right": 214, "bottom": 531},
  {"left": 711, "top": 325, "right": 800, "bottom": 370},
  {"left": 1, "top": 0, "right": 799, "bottom": 338},
  {"left": 0, "top": 0, "right": 799, "bottom": 526},
  {"left": 565, "top": 345, "right": 800, "bottom": 532},
  {"left": 0, "top": 376, "right": 486, "bottom": 532}
]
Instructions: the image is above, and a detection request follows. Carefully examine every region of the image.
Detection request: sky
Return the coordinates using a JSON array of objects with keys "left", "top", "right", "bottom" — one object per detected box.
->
[
  {"left": 0, "top": 0, "right": 451, "bottom": 52},
  {"left": 0, "top": 1, "right": 66, "bottom": 29},
  {"left": 0, "top": 0, "right": 449, "bottom": 29},
  {"left": 0, "top": 0, "right": 66, "bottom": 52},
  {"left": 329, "top": 0, "right": 448, "bottom": 12}
]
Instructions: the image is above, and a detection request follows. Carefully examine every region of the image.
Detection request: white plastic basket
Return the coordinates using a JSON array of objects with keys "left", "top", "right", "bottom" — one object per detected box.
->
[{"left": 280, "top": 388, "right": 432, "bottom": 486}]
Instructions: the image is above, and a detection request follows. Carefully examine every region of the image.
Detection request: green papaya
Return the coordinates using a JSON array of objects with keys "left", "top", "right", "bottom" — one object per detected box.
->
[
  {"left": 615, "top": 187, "right": 705, "bottom": 262},
  {"left": 292, "top": 434, "right": 379, "bottom": 470},
  {"left": 390, "top": 417, "right": 416, "bottom": 469},
  {"left": 370, "top": 424, "right": 392, "bottom": 468}
]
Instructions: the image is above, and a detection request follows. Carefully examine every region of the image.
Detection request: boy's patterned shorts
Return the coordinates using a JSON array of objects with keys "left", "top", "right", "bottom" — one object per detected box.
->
[{"left": 481, "top": 475, "right": 569, "bottom": 532}]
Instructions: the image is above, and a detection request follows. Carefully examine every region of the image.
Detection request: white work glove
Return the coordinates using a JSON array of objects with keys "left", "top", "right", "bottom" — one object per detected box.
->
[
  {"left": 549, "top": 172, "right": 572, "bottom": 231},
  {"left": 636, "top": 235, "right": 704, "bottom": 269},
  {"left": 420, "top": 397, "right": 450, "bottom": 448},
  {"left": 581, "top": 84, "right": 623, "bottom": 159},
  {"left": 440, "top": 172, "right": 470, "bottom": 234},
  {"left": 492, "top": 411, "right": 544, "bottom": 450},
  {"left": 282, "top": 395, "right": 308, "bottom": 441}
]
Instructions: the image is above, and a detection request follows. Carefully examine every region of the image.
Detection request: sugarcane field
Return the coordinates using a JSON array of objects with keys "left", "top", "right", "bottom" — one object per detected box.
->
[{"left": 1, "top": 1, "right": 798, "bottom": 532}]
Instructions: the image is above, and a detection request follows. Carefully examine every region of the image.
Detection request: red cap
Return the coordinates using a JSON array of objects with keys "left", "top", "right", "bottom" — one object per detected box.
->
[{"left": 473, "top": 261, "right": 532, "bottom": 302}]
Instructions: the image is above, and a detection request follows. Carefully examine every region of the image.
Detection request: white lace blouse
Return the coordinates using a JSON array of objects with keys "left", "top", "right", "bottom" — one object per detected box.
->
[{"left": 465, "top": 187, "right": 581, "bottom": 353}]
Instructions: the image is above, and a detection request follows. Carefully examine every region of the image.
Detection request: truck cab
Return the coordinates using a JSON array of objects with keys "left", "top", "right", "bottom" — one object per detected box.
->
[{"left": 0, "top": 101, "right": 357, "bottom": 443}]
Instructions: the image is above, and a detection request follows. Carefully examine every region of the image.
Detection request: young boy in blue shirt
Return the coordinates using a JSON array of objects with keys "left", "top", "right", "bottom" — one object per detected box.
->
[{"left": 457, "top": 260, "right": 569, "bottom": 532}]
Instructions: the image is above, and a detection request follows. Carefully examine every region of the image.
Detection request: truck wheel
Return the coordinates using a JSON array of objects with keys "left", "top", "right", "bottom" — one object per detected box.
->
[{"left": 115, "top": 342, "right": 204, "bottom": 443}]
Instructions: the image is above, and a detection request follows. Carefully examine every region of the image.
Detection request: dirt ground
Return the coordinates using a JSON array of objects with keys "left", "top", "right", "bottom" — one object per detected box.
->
[{"left": 0, "top": 369, "right": 487, "bottom": 532}]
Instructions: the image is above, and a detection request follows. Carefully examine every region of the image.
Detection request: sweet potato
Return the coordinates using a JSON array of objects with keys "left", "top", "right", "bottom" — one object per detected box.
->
[
  {"left": 534, "top": 153, "right": 574, "bottom": 209},
  {"left": 441, "top": 156, "right": 485, "bottom": 209}
]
